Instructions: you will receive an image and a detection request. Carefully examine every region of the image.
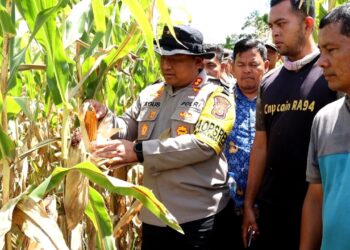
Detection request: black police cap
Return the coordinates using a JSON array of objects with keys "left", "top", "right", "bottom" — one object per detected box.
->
[{"left": 154, "top": 25, "right": 214, "bottom": 59}]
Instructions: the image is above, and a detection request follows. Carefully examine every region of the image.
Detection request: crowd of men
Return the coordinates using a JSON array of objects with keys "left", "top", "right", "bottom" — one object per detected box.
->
[{"left": 87, "top": 1, "right": 350, "bottom": 249}]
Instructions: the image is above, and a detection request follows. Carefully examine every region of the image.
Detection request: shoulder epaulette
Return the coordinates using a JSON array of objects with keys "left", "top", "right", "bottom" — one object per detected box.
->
[{"left": 206, "top": 76, "right": 232, "bottom": 96}]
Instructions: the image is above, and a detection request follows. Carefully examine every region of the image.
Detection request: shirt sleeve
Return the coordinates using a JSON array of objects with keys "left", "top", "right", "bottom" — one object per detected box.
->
[
  {"left": 306, "top": 116, "right": 322, "bottom": 183},
  {"left": 142, "top": 135, "right": 216, "bottom": 171},
  {"left": 255, "top": 85, "right": 266, "bottom": 131}
]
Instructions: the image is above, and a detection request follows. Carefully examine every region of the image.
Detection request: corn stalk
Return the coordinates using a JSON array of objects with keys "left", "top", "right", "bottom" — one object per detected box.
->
[{"left": 0, "top": 0, "right": 15, "bottom": 249}]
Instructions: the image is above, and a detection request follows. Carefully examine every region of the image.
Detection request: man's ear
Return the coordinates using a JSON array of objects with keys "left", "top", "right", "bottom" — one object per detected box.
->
[
  {"left": 264, "top": 60, "right": 270, "bottom": 73},
  {"left": 195, "top": 57, "right": 204, "bottom": 67},
  {"left": 304, "top": 16, "right": 315, "bottom": 33}
]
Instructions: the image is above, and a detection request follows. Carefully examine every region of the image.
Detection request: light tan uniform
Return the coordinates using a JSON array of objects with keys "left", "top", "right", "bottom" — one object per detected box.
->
[{"left": 106, "top": 70, "right": 235, "bottom": 226}]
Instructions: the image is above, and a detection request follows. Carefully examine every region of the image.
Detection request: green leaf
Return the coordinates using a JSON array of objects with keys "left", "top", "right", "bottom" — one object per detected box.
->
[
  {"left": 85, "top": 0, "right": 106, "bottom": 56},
  {"left": 155, "top": 0, "right": 174, "bottom": 34},
  {"left": 8, "top": 48, "right": 26, "bottom": 90},
  {"left": 318, "top": 3, "right": 328, "bottom": 20},
  {"left": 92, "top": 0, "right": 106, "bottom": 33},
  {"left": 7, "top": 97, "right": 21, "bottom": 115},
  {"left": 0, "top": 5, "right": 16, "bottom": 36},
  {"left": 11, "top": 0, "right": 70, "bottom": 100},
  {"left": 122, "top": 0, "right": 155, "bottom": 60},
  {"left": 29, "top": 167, "right": 68, "bottom": 201},
  {"left": 0, "top": 125, "right": 15, "bottom": 161},
  {"left": 38, "top": 4, "right": 71, "bottom": 104},
  {"left": 12, "top": 97, "right": 33, "bottom": 121},
  {"left": 29, "top": 161, "right": 183, "bottom": 233},
  {"left": 85, "top": 187, "right": 116, "bottom": 250},
  {"left": 63, "top": 0, "right": 91, "bottom": 48}
]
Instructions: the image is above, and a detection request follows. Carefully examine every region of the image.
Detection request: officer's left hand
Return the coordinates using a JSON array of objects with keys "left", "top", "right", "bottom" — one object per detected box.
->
[{"left": 91, "top": 139, "right": 137, "bottom": 167}]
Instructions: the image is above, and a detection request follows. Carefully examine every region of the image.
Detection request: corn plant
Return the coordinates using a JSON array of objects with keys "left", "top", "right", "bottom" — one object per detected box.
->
[
  {"left": 0, "top": 0, "right": 181, "bottom": 249},
  {"left": 306, "top": 0, "right": 349, "bottom": 39}
]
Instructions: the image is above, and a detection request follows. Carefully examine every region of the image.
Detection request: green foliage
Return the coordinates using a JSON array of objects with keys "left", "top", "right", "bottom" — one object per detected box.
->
[
  {"left": 241, "top": 10, "right": 269, "bottom": 39},
  {"left": 85, "top": 187, "right": 116, "bottom": 250},
  {"left": 0, "top": 5, "right": 16, "bottom": 36},
  {"left": 0, "top": 126, "right": 15, "bottom": 161},
  {"left": 29, "top": 162, "right": 182, "bottom": 233}
]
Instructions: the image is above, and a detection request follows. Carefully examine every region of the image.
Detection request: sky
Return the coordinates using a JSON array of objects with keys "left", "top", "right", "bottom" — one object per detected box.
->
[{"left": 166, "top": 0, "right": 270, "bottom": 44}]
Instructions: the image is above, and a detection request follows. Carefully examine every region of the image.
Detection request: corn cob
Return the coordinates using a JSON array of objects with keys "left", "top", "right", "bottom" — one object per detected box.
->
[{"left": 84, "top": 105, "right": 97, "bottom": 142}]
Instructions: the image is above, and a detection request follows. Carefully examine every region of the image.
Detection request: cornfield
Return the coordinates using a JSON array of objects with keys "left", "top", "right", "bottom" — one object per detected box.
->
[{"left": 0, "top": 0, "right": 181, "bottom": 249}]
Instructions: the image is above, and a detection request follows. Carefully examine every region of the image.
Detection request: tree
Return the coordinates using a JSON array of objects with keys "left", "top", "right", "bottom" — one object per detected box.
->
[
  {"left": 241, "top": 10, "right": 269, "bottom": 39},
  {"left": 223, "top": 10, "right": 268, "bottom": 49}
]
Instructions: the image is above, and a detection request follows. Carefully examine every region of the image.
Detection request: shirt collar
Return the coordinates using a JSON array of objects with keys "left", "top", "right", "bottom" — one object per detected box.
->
[
  {"left": 235, "top": 86, "right": 257, "bottom": 102},
  {"left": 345, "top": 95, "right": 350, "bottom": 110},
  {"left": 165, "top": 69, "right": 208, "bottom": 95},
  {"left": 283, "top": 48, "right": 320, "bottom": 71}
]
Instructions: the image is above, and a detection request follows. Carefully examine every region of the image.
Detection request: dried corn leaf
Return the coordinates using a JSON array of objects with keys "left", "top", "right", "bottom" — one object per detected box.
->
[
  {"left": 12, "top": 197, "right": 69, "bottom": 250},
  {"left": 40, "top": 195, "right": 58, "bottom": 222},
  {"left": 114, "top": 200, "right": 143, "bottom": 238},
  {"left": 23, "top": 195, "right": 59, "bottom": 250},
  {"left": 70, "top": 223, "right": 84, "bottom": 250},
  {"left": 0, "top": 191, "right": 28, "bottom": 249}
]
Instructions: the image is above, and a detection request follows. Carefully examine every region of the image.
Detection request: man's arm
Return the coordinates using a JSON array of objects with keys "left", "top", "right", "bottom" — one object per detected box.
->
[
  {"left": 300, "top": 183, "right": 323, "bottom": 250},
  {"left": 242, "top": 130, "right": 267, "bottom": 247},
  {"left": 300, "top": 113, "right": 323, "bottom": 249}
]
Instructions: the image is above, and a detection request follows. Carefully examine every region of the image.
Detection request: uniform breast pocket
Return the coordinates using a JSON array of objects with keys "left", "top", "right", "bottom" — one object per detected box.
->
[
  {"left": 136, "top": 109, "right": 159, "bottom": 140},
  {"left": 170, "top": 109, "right": 200, "bottom": 137}
]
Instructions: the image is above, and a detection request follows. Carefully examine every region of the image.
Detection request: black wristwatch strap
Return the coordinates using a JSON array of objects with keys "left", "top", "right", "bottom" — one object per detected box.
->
[{"left": 133, "top": 142, "right": 144, "bottom": 163}]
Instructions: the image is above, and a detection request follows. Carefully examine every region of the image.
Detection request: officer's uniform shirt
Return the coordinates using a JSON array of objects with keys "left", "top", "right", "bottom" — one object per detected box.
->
[{"left": 104, "top": 70, "right": 235, "bottom": 226}]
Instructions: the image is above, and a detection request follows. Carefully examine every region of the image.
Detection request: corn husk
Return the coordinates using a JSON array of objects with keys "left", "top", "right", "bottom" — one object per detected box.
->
[{"left": 64, "top": 142, "right": 89, "bottom": 230}]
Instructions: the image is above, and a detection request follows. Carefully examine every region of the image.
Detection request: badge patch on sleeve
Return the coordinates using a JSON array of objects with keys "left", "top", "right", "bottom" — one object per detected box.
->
[
  {"left": 176, "top": 125, "right": 189, "bottom": 136},
  {"left": 140, "top": 123, "right": 149, "bottom": 137},
  {"left": 212, "top": 96, "right": 231, "bottom": 119},
  {"left": 149, "top": 111, "right": 157, "bottom": 120},
  {"left": 194, "top": 88, "right": 235, "bottom": 154}
]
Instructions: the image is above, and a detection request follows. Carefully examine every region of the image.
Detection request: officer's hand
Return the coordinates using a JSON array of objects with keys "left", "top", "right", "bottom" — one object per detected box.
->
[
  {"left": 83, "top": 99, "right": 108, "bottom": 121},
  {"left": 91, "top": 139, "right": 137, "bottom": 167}
]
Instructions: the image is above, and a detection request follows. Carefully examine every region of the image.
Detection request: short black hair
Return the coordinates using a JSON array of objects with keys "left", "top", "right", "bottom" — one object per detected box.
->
[
  {"left": 204, "top": 44, "right": 224, "bottom": 62},
  {"left": 233, "top": 38, "right": 267, "bottom": 61},
  {"left": 270, "top": 0, "right": 315, "bottom": 18},
  {"left": 319, "top": 3, "right": 350, "bottom": 37}
]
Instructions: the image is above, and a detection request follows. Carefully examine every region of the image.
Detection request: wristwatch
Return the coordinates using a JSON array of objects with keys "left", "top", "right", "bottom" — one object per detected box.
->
[{"left": 133, "top": 141, "right": 144, "bottom": 163}]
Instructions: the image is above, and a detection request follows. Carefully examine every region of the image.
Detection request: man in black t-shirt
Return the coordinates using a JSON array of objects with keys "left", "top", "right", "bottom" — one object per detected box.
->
[{"left": 242, "top": 1, "right": 337, "bottom": 249}]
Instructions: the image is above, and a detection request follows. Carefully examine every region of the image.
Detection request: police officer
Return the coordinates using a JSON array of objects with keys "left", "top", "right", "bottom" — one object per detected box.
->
[{"left": 88, "top": 25, "right": 235, "bottom": 250}]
